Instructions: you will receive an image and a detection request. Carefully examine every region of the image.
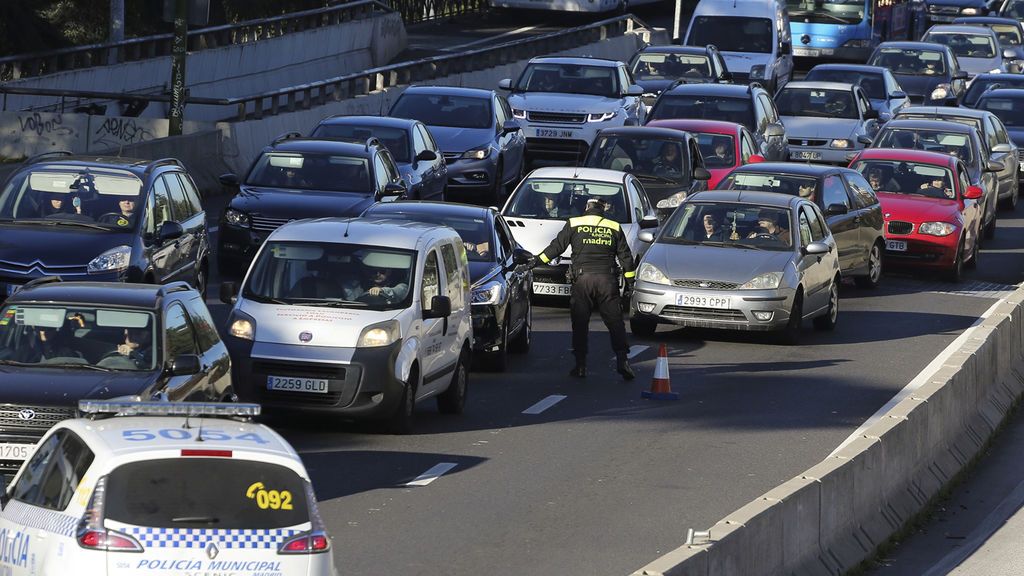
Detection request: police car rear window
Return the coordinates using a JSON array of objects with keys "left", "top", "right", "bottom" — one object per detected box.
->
[{"left": 105, "top": 459, "right": 309, "bottom": 529}]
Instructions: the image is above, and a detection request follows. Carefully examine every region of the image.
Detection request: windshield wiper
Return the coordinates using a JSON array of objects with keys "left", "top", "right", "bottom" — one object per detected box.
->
[
  {"left": 789, "top": 9, "right": 851, "bottom": 23},
  {"left": 40, "top": 220, "right": 110, "bottom": 231},
  {"left": 172, "top": 516, "right": 219, "bottom": 524},
  {"left": 40, "top": 362, "right": 112, "bottom": 372},
  {"left": 0, "top": 359, "right": 34, "bottom": 366},
  {"left": 637, "top": 174, "right": 681, "bottom": 185},
  {"left": 292, "top": 298, "right": 368, "bottom": 307},
  {"left": 244, "top": 294, "right": 288, "bottom": 305}
]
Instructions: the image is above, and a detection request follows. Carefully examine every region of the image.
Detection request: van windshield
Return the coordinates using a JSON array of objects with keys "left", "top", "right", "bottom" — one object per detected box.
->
[
  {"left": 687, "top": 16, "right": 773, "bottom": 54},
  {"left": 786, "top": 0, "right": 866, "bottom": 24},
  {"left": 244, "top": 241, "right": 417, "bottom": 309}
]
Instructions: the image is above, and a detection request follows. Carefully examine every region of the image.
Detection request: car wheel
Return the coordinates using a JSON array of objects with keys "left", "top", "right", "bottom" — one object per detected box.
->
[
  {"left": 813, "top": 277, "right": 839, "bottom": 331},
  {"left": 490, "top": 158, "right": 505, "bottom": 207},
  {"left": 854, "top": 241, "right": 883, "bottom": 289},
  {"left": 437, "top": 349, "right": 469, "bottom": 415},
  {"left": 945, "top": 241, "right": 965, "bottom": 283},
  {"left": 509, "top": 300, "right": 531, "bottom": 354},
  {"left": 482, "top": 319, "right": 509, "bottom": 372},
  {"left": 776, "top": 291, "right": 803, "bottom": 345},
  {"left": 630, "top": 316, "right": 658, "bottom": 338},
  {"left": 1000, "top": 180, "right": 1019, "bottom": 211},
  {"left": 387, "top": 369, "right": 417, "bottom": 434}
]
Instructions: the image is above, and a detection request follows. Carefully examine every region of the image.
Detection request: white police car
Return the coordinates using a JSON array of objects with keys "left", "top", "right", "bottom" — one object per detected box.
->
[{"left": 0, "top": 401, "right": 336, "bottom": 576}]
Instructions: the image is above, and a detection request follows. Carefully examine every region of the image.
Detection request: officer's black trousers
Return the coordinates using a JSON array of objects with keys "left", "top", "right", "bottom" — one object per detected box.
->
[{"left": 569, "top": 273, "right": 629, "bottom": 359}]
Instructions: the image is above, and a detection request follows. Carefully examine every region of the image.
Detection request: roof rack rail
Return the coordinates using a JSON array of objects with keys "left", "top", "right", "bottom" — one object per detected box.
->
[
  {"left": 156, "top": 281, "right": 191, "bottom": 298},
  {"left": 272, "top": 131, "right": 304, "bottom": 145},
  {"left": 142, "top": 158, "right": 184, "bottom": 177},
  {"left": 23, "top": 150, "right": 74, "bottom": 165},
  {"left": 21, "top": 276, "right": 63, "bottom": 290},
  {"left": 364, "top": 136, "right": 381, "bottom": 152}
]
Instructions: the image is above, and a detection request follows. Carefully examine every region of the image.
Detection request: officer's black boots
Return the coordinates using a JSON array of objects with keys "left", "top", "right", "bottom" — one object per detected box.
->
[
  {"left": 569, "top": 354, "right": 586, "bottom": 378},
  {"left": 616, "top": 353, "right": 635, "bottom": 381}
]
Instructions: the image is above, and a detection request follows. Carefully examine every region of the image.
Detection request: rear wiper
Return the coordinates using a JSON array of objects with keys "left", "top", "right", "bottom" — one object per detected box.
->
[
  {"left": 172, "top": 516, "right": 219, "bottom": 524},
  {"left": 41, "top": 362, "right": 112, "bottom": 372}
]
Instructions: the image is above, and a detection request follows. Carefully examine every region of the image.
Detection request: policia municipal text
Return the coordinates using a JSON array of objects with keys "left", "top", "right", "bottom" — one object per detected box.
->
[{"left": 530, "top": 198, "right": 636, "bottom": 380}]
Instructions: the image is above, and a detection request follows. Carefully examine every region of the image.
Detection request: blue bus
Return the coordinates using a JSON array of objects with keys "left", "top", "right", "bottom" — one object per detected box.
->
[{"left": 788, "top": 0, "right": 915, "bottom": 62}]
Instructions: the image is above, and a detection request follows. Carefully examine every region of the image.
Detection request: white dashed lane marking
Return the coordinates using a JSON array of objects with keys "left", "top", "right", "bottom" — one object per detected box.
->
[
  {"left": 406, "top": 463, "right": 458, "bottom": 487},
  {"left": 522, "top": 395, "right": 567, "bottom": 415}
]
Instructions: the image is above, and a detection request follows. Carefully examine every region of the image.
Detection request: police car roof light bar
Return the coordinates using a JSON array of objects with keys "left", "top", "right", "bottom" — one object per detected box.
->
[{"left": 78, "top": 400, "right": 261, "bottom": 418}]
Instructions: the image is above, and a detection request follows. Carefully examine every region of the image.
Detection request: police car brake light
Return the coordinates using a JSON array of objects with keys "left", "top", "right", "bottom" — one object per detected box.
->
[
  {"left": 181, "top": 449, "right": 232, "bottom": 457},
  {"left": 279, "top": 531, "right": 330, "bottom": 554},
  {"left": 77, "top": 476, "right": 145, "bottom": 553},
  {"left": 78, "top": 400, "right": 261, "bottom": 418}
]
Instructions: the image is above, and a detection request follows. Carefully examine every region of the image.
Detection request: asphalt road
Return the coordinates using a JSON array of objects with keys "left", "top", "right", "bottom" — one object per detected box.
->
[{"left": 199, "top": 193, "right": 1023, "bottom": 575}]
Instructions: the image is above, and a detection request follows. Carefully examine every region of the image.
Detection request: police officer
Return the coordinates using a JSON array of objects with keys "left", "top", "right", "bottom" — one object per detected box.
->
[{"left": 531, "top": 198, "right": 636, "bottom": 380}]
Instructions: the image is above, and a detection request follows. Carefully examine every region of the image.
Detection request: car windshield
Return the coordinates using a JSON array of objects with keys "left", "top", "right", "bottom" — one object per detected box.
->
[
  {"left": 244, "top": 241, "right": 416, "bottom": 310},
  {"left": 852, "top": 160, "right": 957, "bottom": 199},
  {"left": 0, "top": 167, "right": 144, "bottom": 229},
  {"left": 105, "top": 459, "right": 309, "bottom": 530},
  {"left": 870, "top": 48, "right": 946, "bottom": 76},
  {"left": 632, "top": 52, "right": 711, "bottom": 81},
  {"left": 367, "top": 211, "right": 495, "bottom": 262},
  {"left": 896, "top": 113, "right": 982, "bottom": 133},
  {"left": 721, "top": 172, "right": 819, "bottom": 202},
  {"left": 775, "top": 87, "right": 859, "bottom": 119},
  {"left": 875, "top": 128, "right": 975, "bottom": 163},
  {"left": 786, "top": 0, "right": 866, "bottom": 24},
  {"left": 963, "top": 77, "right": 1024, "bottom": 106},
  {"left": 586, "top": 135, "right": 688, "bottom": 185},
  {"left": 390, "top": 93, "right": 493, "bottom": 129},
  {"left": 505, "top": 178, "right": 629, "bottom": 223},
  {"left": 991, "top": 24, "right": 1022, "bottom": 46},
  {"left": 804, "top": 69, "right": 887, "bottom": 99},
  {"left": 695, "top": 133, "right": 737, "bottom": 169},
  {"left": 925, "top": 32, "right": 996, "bottom": 59},
  {"left": 246, "top": 152, "right": 371, "bottom": 193},
  {"left": 0, "top": 304, "right": 157, "bottom": 371},
  {"left": 311, "top": 124, "right": 410, "bottom": 163},
  {"left": 649, "top": 95, "right": 755, "bottom": 130},
  {"left": 662, "top": 202, "right": 794, "bottom": 250},
  {"left": 515, "top": 63, "right": 621, "bottom": 97},
  {"left": 978, "top": 97, "right": 1024, "bottom": 126},
  {"left": 686, "top": 17, "right": 773, "bottom": 53}
]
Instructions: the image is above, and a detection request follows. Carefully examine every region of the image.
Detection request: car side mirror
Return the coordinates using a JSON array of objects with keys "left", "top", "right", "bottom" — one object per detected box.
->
[
  {"left": 638, "top": 230, "right": 656, "bottom": 243},
  {"left": 826, "top": 203, "right": 848, "bottom": 216},
  {"left": 423, "top": 295, "right": 452, "bottom": 319},
  {"left": 498, "top": 78, "right": 512, "bottom": 90},
  {"left": 780, "top": 41, "right": 792, "bottom": 55},
  {"left": 953, "top": 70, "right": 969, "bottom": 80},
  {"left": 964, "top": 185, "right": 984, "bottom": 199},
  {"left": 501, "top": 120, "right": 521, "bottom": 135},
  {"left": 987, "top": 159, "right": 1006, "bottom": 172},
  {"left": 415, "top": 149, "right": 438, "bottom": 162},
  {"left": 220, "top": 281, "right": 238, "bottom": 305},
  {"left": 378, "top": 181, "right": 407, "bottom": 202},
  {"left": 626, "top": 84, "right": 644, "bottom": 96},
  {"left": 889, "top": 90, "right": 907, "bottom": 99},
  {"left": 640, "top": 215, "right": 660, "bottom": 229},
  {"left": 863, "top": 109, "right": 879, "bottom": 120},
  {"left": 991, "top": 143, "right": 1013, "bottom": 154},
  {"left": 765, "top": 123, "right": 785, "bottom": 138},
  {"left": 512, "top": 247, "right": 532, "bottom": 266},
  {"left": 857, "top": 134, "right": 874, "bottom": 146},
  {"left": 168, "top": 354, "right": 201, "bottom": 376},
  {"left": 158, "top": 220, "right": 184, "bottom": 244},
  {"left": 693, "top": 166, "right": 712, "bottom": 181},
  {"left": 803, "top": 241, "right": 830, "bottom": 255},
  {"left": 747, "top": 154, "right": 765, "bottom": 164},
  {"left": 218, "top": 173, "right": 239, "bottom": 186}
]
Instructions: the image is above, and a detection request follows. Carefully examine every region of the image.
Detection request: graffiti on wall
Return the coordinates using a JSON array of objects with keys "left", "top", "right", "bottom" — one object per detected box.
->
[
  {"left": 90, "top": 117, "right": 157, "bottom": 150},
  {"left": 18, "top": 112, "right": 76, "bottom": 138}
]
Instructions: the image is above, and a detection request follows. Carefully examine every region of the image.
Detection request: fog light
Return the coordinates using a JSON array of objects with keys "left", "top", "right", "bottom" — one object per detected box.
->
[
  {"left": 467, "top": 172, "right": 488, "bottom": 181},
  {"left": 753, "top": 311, "right": 774, "bottom": 321},
  {"left": 371, "top": 393, "right": 384, "bottom": 403},
  {"left": 637, "top": 302, "right": 656, "bottom": 313}
]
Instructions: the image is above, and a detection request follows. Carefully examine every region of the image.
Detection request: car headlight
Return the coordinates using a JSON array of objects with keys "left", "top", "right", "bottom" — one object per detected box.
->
[
  {"left": 637, "top": 262, "right": 671, "bottom": 285},
  {"left": 224, "top": 208, "right": 251, "bottom": 228},
  {"left": 511, "top": 108, "right": 526, "bottom": 120},
  {"left": 930, "top": 84, "right": 951, "bottom": 100},
  {"left": 989, "top": 68, "right": 1003, "bottom": 74},
  {"left": 960, "top": 6, "right": 978, "bottom": 14},
  {"left": 918, "top": 221, "right": 957, "bottom": 236},
  {"left": 87, "top": 245, "right": 131, "bottom": 274},
  {"left": 228, "top": 310, "right": 256, "bottom": 341},
  {"left": 739, "top": 272, "right": 782, "bottom": 290},
  {"left": 750, "top": 65, "right": 766, "bottom": 80},
  {"left": 656, "top": 191, "right": 687, "bottom": 210},
  {"left": 830, "top": 139, "right": 852, "bottom": 149},
  {"left": 587, "top": 112, "right": 617, "bottom": 122},
  {"left": 461, "top": 146, "right": 492, "bottom": 160},
  {"left": 357, "top": 319, "right": 400, "bottom": 348},
  {"left": 471, "top": 280, "right": 504, "bottom": 305}
]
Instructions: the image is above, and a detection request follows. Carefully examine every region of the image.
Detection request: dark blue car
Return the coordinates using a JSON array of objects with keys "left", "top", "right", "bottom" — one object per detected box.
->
[{"left": 867, "top": 42, "right": 968, "bottom": 106}]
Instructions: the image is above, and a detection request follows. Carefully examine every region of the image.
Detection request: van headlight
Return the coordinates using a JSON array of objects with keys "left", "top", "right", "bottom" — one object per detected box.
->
[
  {"left": 750, "top": 65, "right": 766, "bottom": 80},
  {"left": 357, "top": 320, "right": 401, "bottom": 348},
  {"left": 587, "top": 112, "right": 617, "bottom": 122},
  {"left": 471, "top": 281, "right": 504, "bottom": 305},
  {"left": 87, "top": 245, "right": 131, "bottom": 274},
  {"left": 739, "top": 272, "right": 782, "bottom": 290},
  {"left": 228, "top": 310, "right": 256, "bottom": 341},
  {"left": 918, "top": 221, "right": 956, "bottom": 236},
  {"left": 830, "top": 139, "right": 852, "bottom": 149},
  {"left": 637, "top": 262, "right": 671, "bottom": 285}
]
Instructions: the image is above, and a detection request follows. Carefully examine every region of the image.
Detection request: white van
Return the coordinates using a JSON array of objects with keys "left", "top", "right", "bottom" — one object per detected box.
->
[
  {"left": 683, "top": 0, "right": 794, "bottom": 93},
  {"left": 221, "top": 218, "right": 472, "bottom": 434}
]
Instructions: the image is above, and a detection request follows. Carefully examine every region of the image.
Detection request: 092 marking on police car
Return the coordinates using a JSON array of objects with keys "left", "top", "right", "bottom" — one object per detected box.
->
[
  {"left": 246, "top": 482, "right": 294, "bottom": 511},
  {"left": 0, "top": 443, "right": 34, "bottom": 461},
  {"left": 122, "top": 429, "right": 270, "bottom": 444},
  {"left": 267, "top": 376, "right": 329, "bottom": 394}
]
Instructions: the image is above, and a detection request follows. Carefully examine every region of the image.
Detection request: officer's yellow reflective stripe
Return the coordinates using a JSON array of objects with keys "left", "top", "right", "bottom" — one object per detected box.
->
[
  {"left": 539, "top": 253, "right": 551, "bottom": 263},
  {"left": 623, "top": 270, "right": 635, "bottom": 278},
  {"left": 599, "top": 218, "right": 620, "bottom": 232}
]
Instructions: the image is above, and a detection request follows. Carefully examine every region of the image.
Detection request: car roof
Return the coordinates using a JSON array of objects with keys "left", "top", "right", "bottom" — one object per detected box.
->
[
  {"left": 402, "top": 85, "right": 495, "bottom": 98},
  {"left": 268, "top": 216, "right": 459, "bottom": 248},
  {"left": 364, "top": 200, "right": 494, "bottom": 220},
  {"left": 782, "top": 81, "right": 856, "bottom": 91},
  {"left": 594, "top": 126, "right": 692, "bottom": 140},
  {"left": 728, "top": 162, "right": 848, "bottom": 177},
  {"left": 7, "top": 281, "right": 186, "bottom": 309},
  {"left": 876, "top": 41, "right": 949, "bottom": 52},
  {"left": 883, "top": 118, "right": 975, "bottom": 133},
  {"left": 269, "top": 138, "right": 376, "bottom": 155},
  {"left": 527, "top": 56, "right": 621, "bottom": 67},
  {"left": 23, "top": 156, "right": 173, "bottom": 178},
  {"left": 898, "top": 106, "right": 989, "bottom": 119},
  {"left": 927, "top": 24, "right": 999, "bottom": 35},
  {"left": 317, "top": 115, "right": 417, "bottom": 130},
  {"left": 688, "top": 189, "right": 806, "bottom": 208},
  {"left": 663, "top": 83, "right": 755, "bottom": 97},
  {"left": 953, "top": 16, "right": 1020, "bottom": 24},
  {"left": 980, "top": 88, "right": 1024, "bottom": 98},
  {"left": 646, "top": 119, "right": 743, "bottom": 134},
  {"left": 808, "top": 64, "right": 888, "bottom": 75},
  {"left": 854, "top": 148, "right": 958, "bottom": 166},
  {"left": 525, "top": 166, "right": 628, "bottom": 184}
]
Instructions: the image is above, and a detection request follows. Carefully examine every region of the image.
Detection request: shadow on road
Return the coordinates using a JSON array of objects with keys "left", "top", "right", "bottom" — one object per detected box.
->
[{"left": 300, "top": 450, "right": 487, "bottom": 501}]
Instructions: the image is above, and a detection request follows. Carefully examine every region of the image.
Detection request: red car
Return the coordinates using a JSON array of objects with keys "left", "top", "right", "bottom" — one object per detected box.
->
[
  {"left": 848, "top": 148, "right": 983, "bottom": 282},
  {"left": 646, "top": 119, "right": 764, "bottom": 190}
]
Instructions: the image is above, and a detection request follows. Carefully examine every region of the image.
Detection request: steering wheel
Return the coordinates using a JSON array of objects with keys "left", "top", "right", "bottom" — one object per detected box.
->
[
  {"left": 97, "top": 349, "right": 144, "bottom": 367},
  {"left": 356, "top": 292, "right": 391, "bottom": 305},
  {"left": 751, "top": 232, "right": 776, "bottom": 241},
  {"left": 96, "top": 212, "right": 131, "bottom": 226}
]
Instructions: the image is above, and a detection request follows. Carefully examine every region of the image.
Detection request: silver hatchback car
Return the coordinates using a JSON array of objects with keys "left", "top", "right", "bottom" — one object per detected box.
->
[{"left": 629, "top": 190, "right": 840, "bottom": 344}]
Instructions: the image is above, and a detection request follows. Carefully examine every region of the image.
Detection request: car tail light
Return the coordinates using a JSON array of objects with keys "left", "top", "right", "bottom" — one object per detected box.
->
[
  {"left": 278, "top": 531, "right": 330, "bottom": 554},
  {"left": 76, "top": 476, "right": 144, "bottom": 552}
]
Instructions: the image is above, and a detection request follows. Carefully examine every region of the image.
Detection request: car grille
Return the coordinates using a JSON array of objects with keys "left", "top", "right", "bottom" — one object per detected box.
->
[
  {"left": 0, "top": 259, "right": 89, "bottom": 278},
  {"left": 887, "top": 221, "right": 914, "bottom": 235},
  {"left": 253, "top": 360, "right": 347, "bottom": 380},
  {"left": 527, "top": 111, "right": 586, "bottom": 124},
  {"left": 788, "top": 138, "right": 828, "bottom": 147},
  {"left": 0, "top": 404, "right": 77, "bottom": 434},
  {"left": 928, "top": 5, "right": 959, "bottom": 14},
  {"left": 249, "top": 215, "right": 293, "bottom": 234},
  {"left": 661, "top": 305, "right": 746, "bottom": 321},
  {"left": 252, "top": 360, "right": 356, "bottom": 407},
  {"left": 525, "top": 138, "right": 589, "bottom": 158},
  {"left": 672, "top": 279, "right": 740, "bottom": 290}
]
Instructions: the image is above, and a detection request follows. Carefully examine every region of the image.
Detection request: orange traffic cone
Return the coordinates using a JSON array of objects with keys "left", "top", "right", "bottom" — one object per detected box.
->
[{"left": 641, "top": 343, "right": 679, "bottom": 400}]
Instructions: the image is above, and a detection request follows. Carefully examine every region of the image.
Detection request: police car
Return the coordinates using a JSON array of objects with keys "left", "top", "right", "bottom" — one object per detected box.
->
[{"left": 0, "top": 401, "right": 336, "bottom": 576}]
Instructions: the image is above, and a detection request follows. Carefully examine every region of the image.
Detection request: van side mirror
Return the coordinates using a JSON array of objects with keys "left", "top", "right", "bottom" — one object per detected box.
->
[
  {"left": 423, "top": 295, "right": 452, "bottom": 319},
  {"left": 168, "top": 354, "right": 201, "bottom": 376},
  {"left": 991, "top": 143, "right": 1013, "bottom": 154},
  {"left": 693, "top": 166, "right": 712, "bottom": 181},
  {"left": 953, "top": 70, "right": 969, "bottom": 80},
  {"left": 889, "top": 90, "right": 907, "bottom": 99},
  {"left": 158, "top": 221, "right": 184, "bottom": 244},
  {"left": 857, "top": 134, "right": 874, "bottom": 146},
  {"left": 220, "top": 281, "right": 238, "bottom": 305},
  {"left": 501, "top": 120, "right": 521, "bottom": 135},
  {"left": 626, "top": 84, "right": 644, "bottom": 96}
]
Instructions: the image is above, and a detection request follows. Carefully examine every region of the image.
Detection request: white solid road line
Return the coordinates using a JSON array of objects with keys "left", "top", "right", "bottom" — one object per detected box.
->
[
  {"left": 610, "top": 345, "right": 649, "bottom": 361},
  {"left": 522, "top": 394, "right": 567, "bottom": 415},
  {"left": 406, "top": 462, "right": 458, "bottom": 487},
  {"left": 830, "top": 295, "right": 1008, "bottom": 456},
  {"left": 440, "top": 24, "right": 544, "bottom": 51}
]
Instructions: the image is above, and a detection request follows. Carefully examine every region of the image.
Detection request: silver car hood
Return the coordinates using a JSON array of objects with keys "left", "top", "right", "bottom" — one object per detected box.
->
[
  {"left": 780, "top": 116, "right": 859, "bottom": 139},
  {"left": 239, "top": 301, "right": 403, "bottom": 348},
  {"left": 646, "top": 243, "right": 793, "bottom": 284},
  {"left": 507, "top": 93, "right": 626, "bottom": 114}
]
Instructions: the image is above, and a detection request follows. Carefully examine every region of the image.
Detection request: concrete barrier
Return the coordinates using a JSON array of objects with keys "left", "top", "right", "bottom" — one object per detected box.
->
[{"left": 632, "top": 287, "right": 1024, "bottom": 576}]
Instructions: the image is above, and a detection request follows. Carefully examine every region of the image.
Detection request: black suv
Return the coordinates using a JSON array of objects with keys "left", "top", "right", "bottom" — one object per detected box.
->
[
  {"left": 628, "top": 44, "right": 732, "bottom": 105},
  {"left": 0, "top": 279, "right": 233, "bottom": 476},
  {"left": 646, "top": 83, "right": 790, "bottom": 162},
  {"left": 217, "top": 134, "right": 407, "bottom": 275},
  {"left": 0, "top": 153, "right": 211, "bottom": 302}
]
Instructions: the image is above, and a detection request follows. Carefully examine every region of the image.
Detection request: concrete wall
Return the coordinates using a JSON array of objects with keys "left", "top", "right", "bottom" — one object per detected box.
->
[
  {"left": 632, "top": 291, "right": 1024, "bottom": 576},
  {"left": 1, "top": 12, "right": 407, "bottom": 122}
]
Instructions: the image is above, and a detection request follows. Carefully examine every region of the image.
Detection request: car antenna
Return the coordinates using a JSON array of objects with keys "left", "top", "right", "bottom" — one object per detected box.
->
[
  {"left": 195, "top": 417, "right": 205, "bottom": 442},
  {"left": 344, "top": 218, "right": 352, "bottom": 238}
]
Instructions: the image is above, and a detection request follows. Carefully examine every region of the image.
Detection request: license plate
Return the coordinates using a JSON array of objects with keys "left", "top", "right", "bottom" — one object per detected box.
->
[
  {"left": 267, "top": 376, "right": 329, "bottom": 394},
  {"left": 793, "top": 48, "right": 820, "bottom": 57},
  {"left": 792, "top": 151, "right": 822, "bottom": 161},
  {"left": 0, "top": 443, "right": 35, "bottom": 461},
  {"left": 535, "top": 128, "right": 575, "bottom": 138},
  {"left": 533, "top": 282, "right": 571, "bottom": 296},
  {"left": 886, "top": 240, "right": 907, "bottom": 252},
  {"left": 677, "top": 294, "right": 731, "bottom": 309}
]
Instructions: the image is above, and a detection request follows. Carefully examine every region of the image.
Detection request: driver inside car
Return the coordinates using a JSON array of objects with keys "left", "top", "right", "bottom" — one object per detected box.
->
[
  {"left": 343, "top": 262, "right": 409, "bottom": 302},
  {"left": 747, "top": 210, "right": 791, "bottom": 245},
  {"left": 115, "top": 326, "right": 153, "bottom": 368}
]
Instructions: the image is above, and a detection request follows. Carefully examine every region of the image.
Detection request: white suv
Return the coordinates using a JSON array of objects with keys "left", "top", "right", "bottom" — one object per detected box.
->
[{"left": 499, "top": 57, "right": 645, "bottom": 162}]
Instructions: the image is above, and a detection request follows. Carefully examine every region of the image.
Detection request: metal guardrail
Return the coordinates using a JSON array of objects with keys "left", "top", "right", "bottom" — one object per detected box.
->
[
  {"left": 388, "top": 0, "right": 489, "bottom": 24},
  {"left": 0, "top": 14, "right": 648, "bottom": 123},
  {"left": 0, "top": 0, "right": 393, "bottom": 82}
]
